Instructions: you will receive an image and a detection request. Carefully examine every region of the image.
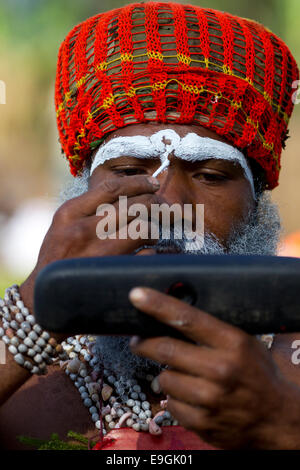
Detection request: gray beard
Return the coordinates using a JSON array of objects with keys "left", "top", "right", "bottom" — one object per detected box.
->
[{"left": 60, "top": 168, "right": 282, "bottom": 390}]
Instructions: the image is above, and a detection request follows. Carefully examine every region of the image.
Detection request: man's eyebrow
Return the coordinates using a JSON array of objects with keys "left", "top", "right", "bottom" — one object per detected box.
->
[{"left": 104, "top": 156, "right": 160, "bottom": 165}]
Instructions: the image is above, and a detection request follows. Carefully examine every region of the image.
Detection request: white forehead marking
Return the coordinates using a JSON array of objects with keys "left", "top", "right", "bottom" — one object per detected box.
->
[{"left": 90, "top": 129, "right": 255, "bottom": 198}]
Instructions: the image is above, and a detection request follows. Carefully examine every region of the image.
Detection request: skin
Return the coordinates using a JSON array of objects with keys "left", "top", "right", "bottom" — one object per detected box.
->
[{"left": 0, "top": 122, "right": 300, "bottom": 449}]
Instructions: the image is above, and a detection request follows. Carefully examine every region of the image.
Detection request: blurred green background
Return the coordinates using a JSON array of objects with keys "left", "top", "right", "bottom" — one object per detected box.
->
[{"left": 0, "top": 0, "right": 300, "bottom": 296}]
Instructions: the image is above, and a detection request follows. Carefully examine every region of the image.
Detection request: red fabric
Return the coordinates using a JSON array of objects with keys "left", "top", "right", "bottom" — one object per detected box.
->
[
  {"left": 92, "top": 425, "right": 218, "bottom": 450},
  {"left": 55, "top": 1, "right": 299, "bottom": 190}
]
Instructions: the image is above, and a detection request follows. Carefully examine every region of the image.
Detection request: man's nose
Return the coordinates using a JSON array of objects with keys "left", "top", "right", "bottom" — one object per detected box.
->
[{"left": 154, "top": 168, "right": 191, "bottom": 206}]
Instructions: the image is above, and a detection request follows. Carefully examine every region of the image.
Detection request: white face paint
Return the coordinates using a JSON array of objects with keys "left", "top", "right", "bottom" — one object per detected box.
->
[{"left": 90, "top": 129, "right": 255, "bottom": 199}]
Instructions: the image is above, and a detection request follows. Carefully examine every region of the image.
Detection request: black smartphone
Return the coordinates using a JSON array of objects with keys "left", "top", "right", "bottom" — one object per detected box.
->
[{"left": 34, "top": 254, "right": 300, "bottom": 337}]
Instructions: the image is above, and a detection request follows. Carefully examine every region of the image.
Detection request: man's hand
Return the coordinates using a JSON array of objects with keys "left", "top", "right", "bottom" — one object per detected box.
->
[
  {"left": 20, "top": 175, "right": 160, "bottom": 313},
  {"left": 129, "top": 287, "right": 300, "bottom": 449}
]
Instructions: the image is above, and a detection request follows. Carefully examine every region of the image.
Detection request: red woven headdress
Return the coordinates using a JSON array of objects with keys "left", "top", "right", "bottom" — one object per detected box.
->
[{"left": 55, "top": 1, "right": 299, "bottom": 189}]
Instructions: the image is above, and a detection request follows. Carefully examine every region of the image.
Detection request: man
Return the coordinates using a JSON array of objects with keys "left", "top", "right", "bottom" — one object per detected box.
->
[{"left": 0, "top": 2, "right": 299, "bottom": 450}]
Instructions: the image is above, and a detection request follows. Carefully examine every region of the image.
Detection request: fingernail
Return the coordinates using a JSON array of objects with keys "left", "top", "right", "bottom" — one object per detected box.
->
[
  {"left": 129, "top": 287, "right": 147, "bottom": 303},
  {"left": 147, "top": 176, "right": 160, "bottom": 188},
  {"left": 130, "top": 335, "right": 141, "bottom": 347}
]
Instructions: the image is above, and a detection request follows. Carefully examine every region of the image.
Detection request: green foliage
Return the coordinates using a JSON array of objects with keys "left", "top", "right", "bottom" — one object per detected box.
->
[{"left": 18, "top": 431, "right": 97, "bottom": 450}]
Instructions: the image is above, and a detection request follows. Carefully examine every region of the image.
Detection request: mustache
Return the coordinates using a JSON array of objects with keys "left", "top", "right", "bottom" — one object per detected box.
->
[{"left": 134, "top": 224, "right": 225, "bottom": 255}]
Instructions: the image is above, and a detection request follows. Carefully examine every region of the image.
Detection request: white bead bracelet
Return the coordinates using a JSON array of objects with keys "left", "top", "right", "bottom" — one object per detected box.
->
[{"left": 0, "top": 285, "right": 68, "bottom": 374}]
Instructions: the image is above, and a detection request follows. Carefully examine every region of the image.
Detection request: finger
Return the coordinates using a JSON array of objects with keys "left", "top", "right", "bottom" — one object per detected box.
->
[
  {"left": 60, "top": 175, "right": 160, "bottom": 218},
  {"left": 129, "top": 287, "right": 247, "bottom": 348},
  {"left": 159, "top": 369, "right": 226, "bottom": 409},
  {"left": 85, "top": 192, "right": 161, "bottom": 235},
  {"left": 166, "top": 396, "right": 211, "bottom": 433},
  {"left": 130, "top": 336, "right": 238, "bottom": 385}
]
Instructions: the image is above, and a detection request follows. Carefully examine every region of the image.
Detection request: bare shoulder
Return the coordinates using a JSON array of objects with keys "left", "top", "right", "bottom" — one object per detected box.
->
[{"left": 0, "top": 365, "right": 95, "bottom": 450}]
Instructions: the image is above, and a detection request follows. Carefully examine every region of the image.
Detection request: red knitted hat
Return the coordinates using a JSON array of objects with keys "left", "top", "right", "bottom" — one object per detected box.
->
[{"left": 55, "top": 1, "right": 299, "bottom": 189}]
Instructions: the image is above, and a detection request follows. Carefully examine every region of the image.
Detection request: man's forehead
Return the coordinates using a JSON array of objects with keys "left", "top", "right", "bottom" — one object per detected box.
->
[{"left": 102, "top": 123, "right": 230, "bottom": 146}]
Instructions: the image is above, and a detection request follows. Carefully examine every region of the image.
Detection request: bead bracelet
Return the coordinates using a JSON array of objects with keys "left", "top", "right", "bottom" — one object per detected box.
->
[{"left": 0, "top": 285, "right": 68, "bottom": 374}]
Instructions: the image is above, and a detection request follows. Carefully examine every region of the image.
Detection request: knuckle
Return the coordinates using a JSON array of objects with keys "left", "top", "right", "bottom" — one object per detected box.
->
[
  {"left": 100, "top": 179, "right": 120, "bottom": 195},
  {"left": 53, "top": 202, "right": 72, "bottom": 224},
  {"left": 214, "top": 355, "right": 241, "bottom": 383},
  {"left": 156, "top": 338, "right": 176, "bottom": 363}
]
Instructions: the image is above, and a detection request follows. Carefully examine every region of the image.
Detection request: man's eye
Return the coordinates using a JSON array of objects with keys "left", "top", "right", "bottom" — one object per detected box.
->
[
  {"left": 193, "top": 172, "right": 227, "bottom": 183},
  {"left": 113, "top": 168, "right": 148, "bottom": 176}
]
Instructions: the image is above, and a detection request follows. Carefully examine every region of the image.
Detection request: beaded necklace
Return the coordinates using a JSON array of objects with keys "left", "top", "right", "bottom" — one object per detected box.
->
[{"left": 60, "top": 335, "right": 178, "bottom": 438}]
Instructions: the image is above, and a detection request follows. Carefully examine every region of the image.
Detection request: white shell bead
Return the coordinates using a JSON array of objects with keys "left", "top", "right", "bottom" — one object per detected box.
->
[
  {"left": 36, "top": 337, "right": 46, "bottom": 347},
  {"left": 27, "top": 348, "right": 35, "bottom": 357},
  {"left": 15, "top": 313, "right": 24, "bottom": 323},
  {"left": 126, "top": 399, "right": 135, "bottom": 407},
  {"left": 41, "top": 331, "right": 50, "bottom": 341},
  {"left": 16, "top": 300, "right": 24, "bottom": 309},
  {"left": 105, "top": 414, "right": 112, "bottom": 423},
  {"left": 33, "top": 345, "right": 42, "bottom": 353},
  {"left": 142, "top": 401, "right": 150, "bottom": 410},
  {"left": 28, "top": 331, "right": 38, "bottom": 341},
  {"left": 130, "top": 392, "right": 139, "bottom": 400},
  {"left": 108, "top": 421, "right": 115, "bottom": 429},
  {"left": 26, "top": 315, "right": 35, "bottom": 325},
  {"left": 21, "top": 321, "right": 31, "bottom": 333},
  {"left": 2, "top": 336, "right": 10, "bottom": 345},
  {"left": 10, "top": 320, "right": 19, "bottom": 330},
  {"left": 8, "top": 345, "right": 18, "bottom": 355},
  {"left": 33, "top": 324, "right": 42, "bottom": 334},
  {"left": 24, "top": 337, "right": 34, "bottom": 347},
  {"left": 132, "top": 423, "right": 140, "bottom": 432},
  {"left": 24, "top": 360, "right": 33, "bottom": 370},
  {"left": 0, "top": 327, "right": 5, "bottom": 337},
  {"left": 10, "top": 336, "right": 19, "bottom": 347},
  {"left": 45, "top": 345, "right": 53, "bottom": 355},
  {"left": 92, "top": 413, "right": 99, "bottom": 422},
  {"left": 151, "top": 376, "right": 161, "bottom": 394},
  {"left": 14, "top": 353, "right": 25, "bottom": 365},
  {"left": 18, "top": 344, "right": 28, "bottom": 354},
  {"left": 33, "top": 354, "right": 43, "bottom": 363},
  {"left": 133, "top": 405, "right": 140, "bottom": 414},
  {"left": 126, "top": 418, "right": 134, "bottom": 427},
  {"left": 16, "top": 329, "right": 26, "bottom": 339}
]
